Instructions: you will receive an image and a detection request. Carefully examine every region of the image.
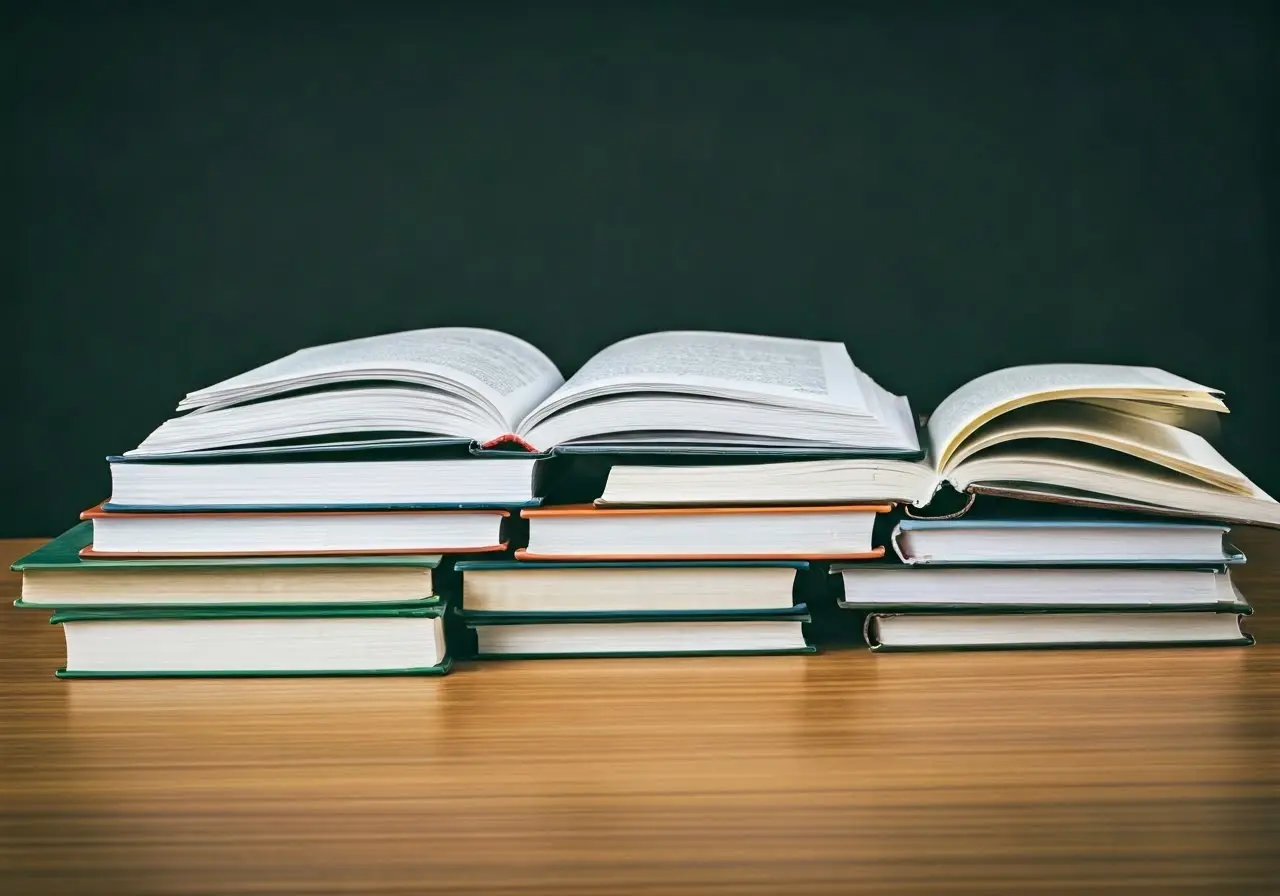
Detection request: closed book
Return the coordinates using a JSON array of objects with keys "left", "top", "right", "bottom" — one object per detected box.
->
[
  {"left": 833, "top": 564, "right": 1248, "bottom": 613},
  {"left": 515, "top": 504, "right": 891, "bottom": 561},
  {"left": 863, "top": 607, "right": 1253, "bottom": 652},
  {"left": 78, "top": 504, "right": 509, "bottom": 557},
  {"left": 106, "top": 438, "right": 544, "bottom": 510},
  {"left": 465, "top": 605, "right": 813, "bottom": 658},
  {"left": 48, "top": 603, "right": 452, "bottom": 678},
  {"left": 11, "top": 522, "right": 441, "bottom": 608},
  {"left": 888, "top": 517, "right": 1244, "bottom": 566},
  {"left": 454, "top": 558, "right": 808, "bottom": 615}
]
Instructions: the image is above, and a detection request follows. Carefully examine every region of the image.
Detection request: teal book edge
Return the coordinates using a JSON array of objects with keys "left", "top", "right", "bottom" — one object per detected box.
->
[
  {"left": 54, "top": 655, "right": 455, "bottom": 679},
  {"left": 49, "top": 600, "right": 447, "bottom": 623},
  {"left": 460, "top": 604, "right": 811, "bottom": 625},
  {"left": 12, "top": 523, "right": 443, "bottom": 570},
  {"left": 456, "top": 558, "right": 811, "bottom": 571},
  {"left": 474, "top": 646, "right": 817, "bottom": 660}
]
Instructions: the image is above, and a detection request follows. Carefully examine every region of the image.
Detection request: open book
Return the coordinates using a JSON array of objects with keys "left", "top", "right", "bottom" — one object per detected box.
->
[
  {"left": 128, "top": 329, "right": 920, "bottom": 456},
  {"left": 598, "top": 364, "right": 1280, "bottom": 527}
]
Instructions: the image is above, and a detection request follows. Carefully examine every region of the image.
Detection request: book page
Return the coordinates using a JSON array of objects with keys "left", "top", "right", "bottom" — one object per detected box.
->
[
  {"left": 926, "top": 364, "right": 1225, "bottom": 470},
  {"left": 526, "top": 331, "right": 872, "bottom": 416},
  {"left": 181, "top": 328, "right": 564, "bottom": 427},
  {"left": 943, "top": 402, "right": 1250, "bottom": 492}
]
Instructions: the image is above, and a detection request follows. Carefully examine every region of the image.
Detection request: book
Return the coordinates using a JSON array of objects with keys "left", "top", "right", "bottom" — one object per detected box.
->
[
  {"left": 107, "top": 439, "right": 541, "bottom": 510},
  {"left": 514, "top": 504, "right": 891, "bottom": 561},
  {"left": 78, "top": 504, "right": 509, "bottom": 557},
  {"left": 863, "top": 609, "right": 1253, "bottom": 652},
  {"left": 10, "top": 522, "right": 440, "bottom": 607},
  {"left": 125, "top": 328, "right": 920, "bottom": 456},
  {"left": 454, "top": 559, "right": 806, "bottom": 614},
  {"left": 466, "top": 607, "right": 814, "bottom": 658},
  {"left": 594, "top": 364, "right": 1280, "bottom": 527},
  {"left": 833, "top": 565, "right": 1247, "bottom": 612},
  {"left": 888, "top": 518, "right": 1242, "bottom": 566},
  {"left": 49, "top": 604, "right": 452, "bottom": 677}
]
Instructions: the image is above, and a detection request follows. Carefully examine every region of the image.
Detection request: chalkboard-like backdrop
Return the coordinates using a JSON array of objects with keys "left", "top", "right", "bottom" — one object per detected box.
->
[{"left": 6, "top": 3, "right": 1277, "bottom": 537}]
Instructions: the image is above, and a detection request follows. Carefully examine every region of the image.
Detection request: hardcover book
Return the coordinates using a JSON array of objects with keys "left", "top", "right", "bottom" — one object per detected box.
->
[
  {"left": 455, "top": 558, "right": 809, "bottom": 615},
  {"left": 862, "top": 607, "right": 1254, "bottom": 652},
  {"left": 48, "top": 603, "right": 452, "bottom": 678},
  {"left": 11, "top": 522, "right": 441, "bottom": 608},
  {"left": 515, "top": 504, "right": 891, "bottom": 561},
  {"left": 886, "top": 518, "right": 1244, "bottom": 566},
  {"left": 78, "top": 505, "right": 509, "bottom": 558},
  {"left": 833, "top": 565, "right": 1249, "bottom": 613},
  {"left": 464, "top": 606, "right": 814, "bottom": 659}
]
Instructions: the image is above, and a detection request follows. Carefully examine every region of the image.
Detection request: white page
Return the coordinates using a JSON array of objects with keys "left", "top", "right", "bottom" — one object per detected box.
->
[
  {"left": 182, "top": 328, "right": 564, "bottom": 429},
  {"left": 926, "top": 364, "right": 1224, "bottom": 470},
  {"left": 519, "top": 331, "right": 872, "bottom": 431}
]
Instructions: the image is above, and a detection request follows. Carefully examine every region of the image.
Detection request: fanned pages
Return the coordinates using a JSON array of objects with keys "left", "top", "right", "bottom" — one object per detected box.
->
[
  {"left": 130, "top": 329, "right": 919, "bottom": 456},
  {"left": 597, "top": 363, "right": 1280, "bottom": 528},
  {"left": 924, "top": 364, "right": 1226, "bottom": 471}
]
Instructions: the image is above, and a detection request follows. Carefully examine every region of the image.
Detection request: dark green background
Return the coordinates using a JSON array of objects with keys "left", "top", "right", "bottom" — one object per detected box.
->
[{"left": 6, "top": 3, "right": 1277, "bottom": 537}]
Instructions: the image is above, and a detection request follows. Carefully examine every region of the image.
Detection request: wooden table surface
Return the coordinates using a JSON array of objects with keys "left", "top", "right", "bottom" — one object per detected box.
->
[{"left": 2, "top": 533, "right": 1278, "bottom": 894}]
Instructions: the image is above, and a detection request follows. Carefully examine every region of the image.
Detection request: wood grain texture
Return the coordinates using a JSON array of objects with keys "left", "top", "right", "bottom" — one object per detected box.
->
[{"left": 2, "top": 530, "right": 1279, "bottom": 894}]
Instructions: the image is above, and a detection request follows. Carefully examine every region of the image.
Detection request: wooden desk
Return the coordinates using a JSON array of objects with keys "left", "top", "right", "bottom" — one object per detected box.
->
[{"left": 2, "top": 533, "right": 1278, "bottom": 894}]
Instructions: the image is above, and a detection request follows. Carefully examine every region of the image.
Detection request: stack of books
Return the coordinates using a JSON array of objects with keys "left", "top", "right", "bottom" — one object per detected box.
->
[
  {"left": 13, "top": 327, "right": 1277, "bottom": 671},
  {"left": 449, "top": 329, "right": 924, "bottom": 658},
  {"left": 599, "top": 364, "right": 1274, "bottom": 651},
  {"left": 12, "top": 522, "right": 454, "bottom": 677},
  {"left": 834, "top": 516, "right": 1252, "bottom": 651}
]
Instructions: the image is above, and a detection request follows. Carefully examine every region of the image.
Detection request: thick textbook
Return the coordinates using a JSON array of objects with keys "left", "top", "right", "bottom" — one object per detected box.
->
[
  {"left": 887, "top": 518, "right": 1243, "bottom": 566},
  {"left": 11, "top": 522, "right": 440, "bottom": 607},
  {"left": 125, "top": 328, "right": 921, "bottom": 456},
  {"left": 49, "top": 603, "right": 452, "bottom": 677},
  {"left": 106, "top": 439, "right": 542, "bottom": 510},
  {"left": 515, "top": 504, "right": 890, "bottom": 561},
  {"left": 833, "top": 565, "right": 1249, "bottom": 612},
  {"left": 596, "top": 364, "right": 1280, "bottom": 527},
  {"left": 863, "top": 608, "right": 1253, "bottom": 652},
  {"left": 455, "top": 559, "right": 808, "bottom": 614},
  {"left": 78, "top": 504, "right": 509, "bottom": 558}
]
